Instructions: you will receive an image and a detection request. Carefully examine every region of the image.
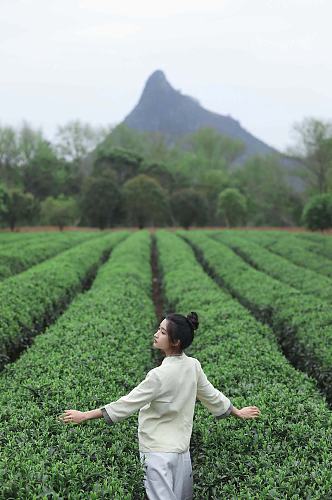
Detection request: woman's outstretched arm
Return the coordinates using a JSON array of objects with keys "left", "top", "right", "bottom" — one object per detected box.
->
[
  {"left": 57, "top": 408, "right": 104, "bottom": 425},
  {"left": 196, "top": 360, "right": 261, "bottom": 420},
  {"left": 58, "top": 369, "right": 160, "bottom": 425},
  {"left": 230, "top": 405, "right": 261, "bottom": 419}
]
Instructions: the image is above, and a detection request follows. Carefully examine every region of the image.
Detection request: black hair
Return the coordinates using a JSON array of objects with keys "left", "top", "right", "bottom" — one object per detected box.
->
[{"left": 165, "top": 311, "right": 199, "bottom": 353}]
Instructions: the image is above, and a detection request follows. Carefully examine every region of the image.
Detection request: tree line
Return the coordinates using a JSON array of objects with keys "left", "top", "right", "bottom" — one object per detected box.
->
[{"left": 0, "top": 117, "right": 331, "bottom": 230}]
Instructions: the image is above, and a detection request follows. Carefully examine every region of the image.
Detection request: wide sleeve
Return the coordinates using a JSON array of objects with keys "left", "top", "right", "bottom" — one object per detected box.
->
[
  {"left": 196, "top": 360, "right": 233, "bottom": 419},
  {"left": 98, "top": 369, "right": 160, "bottom": 424},
  {"left": 99, "top": 407, "right": 114, "bottom": 425}
]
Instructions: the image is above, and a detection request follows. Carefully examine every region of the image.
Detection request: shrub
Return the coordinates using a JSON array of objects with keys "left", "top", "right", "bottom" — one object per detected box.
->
[{"left": 302, "top": 192, "right": 332, "bottom": 230}]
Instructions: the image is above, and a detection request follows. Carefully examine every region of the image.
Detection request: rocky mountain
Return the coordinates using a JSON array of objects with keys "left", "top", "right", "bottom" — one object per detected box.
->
[
  {"left": 122, "top": 70, "right": 276, "bottom": 156},
  {"left": 120, "top": 70, "right": 303, "bottom": 191}
]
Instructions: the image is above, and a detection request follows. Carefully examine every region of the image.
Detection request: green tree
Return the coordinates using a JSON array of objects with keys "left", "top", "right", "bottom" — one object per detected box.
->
[
  {"left": 217, "top": 188, "right": 247, "bottom": 227},
  {"left": 139, "top": 161, "right": 175, "bottom": 193},
  {"left": 287, "top": 117, "right": 332, "bottom": 195},
  {"left": 0, "top": 121, "right": 74, "bottom": 198},
  {"left": 16, "top": 121, "right": 87, "bottom": 198},
  {"left": 102, "top": 124, "right": 174, "bottom": 164},
  {"left": 18, "top": 121, "right": 45, "bottom": 165},
  {"left": 232, "top": 155, "right": 301, "bottom": 226},
  {"left": 102, "top": 124, "right": 148, "bottom": 157},
  {"left": 0, "top": 121, "right": 86, "bottom": 199},
  {"left": 170, "top": 188, "right": 208, "bottom": 229},
  {"left": 0, "top": 124, "right": 24, "bottom": 186},
  {"left": 53, "top": 161, "right": 84, "bottom": 197},
  {"left": 0, "top": 183, "right": 7, "bottom": 222},
  {"left": 40, "top": 195, "right": 79, "bottom": 230},
  {"left": 81, "top": 172, "right": 121, "bottom": 229},
  {"left": 302, "top": 193, "right": 332, "bottom": 230},
  {"left": 0, "top": 121, "right": 46, "bottom": 174},
  {"left": 22, "top": 141, "right": 63, "bottom": 199},
  {"left": 195, "top": 170, "right": 229, "bottom": 224},
  {"left": 1, "top": 188, "right": 39, "bottom": 230},
  {"left": 180, "top": 127, "right": 245, "bottom": 172},
  {"left": 123, "top": 174, "right": 169, "bottom": 228},
  {"left": 94, "top": 147, "right": 143, "bottom": 184},
  {"left": 0, "top": 125, "right": 19, "bottom": 167}
]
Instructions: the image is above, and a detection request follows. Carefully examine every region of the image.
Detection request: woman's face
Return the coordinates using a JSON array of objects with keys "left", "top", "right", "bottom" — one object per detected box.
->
[{"left": 153, "top": 318, "right": 180, "bottom": 354}]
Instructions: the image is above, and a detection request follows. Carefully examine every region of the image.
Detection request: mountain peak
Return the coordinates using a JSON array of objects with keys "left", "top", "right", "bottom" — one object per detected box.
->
[
  {"left": 142, "top": 69, "right": 174, "bottom": 96},
  {"left": 147, "top": 69, "right": 167, "bottom": 84},
  {"left": 122, "top": 70, "right": 279, "bottom": 162}
]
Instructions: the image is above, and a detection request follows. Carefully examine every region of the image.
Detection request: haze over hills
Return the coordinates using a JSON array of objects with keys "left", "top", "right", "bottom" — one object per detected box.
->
[
  {"left": 122, "top": 70, "right": 278, "bottom": 158},
  {"left": 79, "top": 70, "right": 306, "bottom": 195},
  {"left": 120, "top": 70, "right": 303, "bottom": 191}
]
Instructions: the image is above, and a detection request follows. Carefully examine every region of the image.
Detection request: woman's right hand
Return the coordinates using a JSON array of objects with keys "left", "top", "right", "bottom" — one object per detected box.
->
[{"left": 237, "top": 406, "right": 261, "bottom": 419}]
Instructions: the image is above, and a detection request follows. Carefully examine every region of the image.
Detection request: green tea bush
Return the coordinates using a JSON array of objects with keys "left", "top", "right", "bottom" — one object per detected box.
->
[
  {"left": 0, "top": 231, "right": 98, "bottom": 280},
  {"left": 156, "top": 230, "right": 332, "bottom": 498},
  {"left": 239, "top": 230, "right": 332, "bottom": 278},
  {"left": 295, "top": 231, "right": 332, "bottom": 260},
  {"left": 0, "top": 232, "right": 54, "bottom": 245},
  {"left": 0, "top": 231, "right": 128, "bottom": 370},
  {"left": 181, "top": 231, "right": 332, "bottom": 405},
  {"left": 211, "top": 231, "right": 332, "bottom": 302},
  {"left": 0, "top": 230, "right": 155, "bottom": 498}
]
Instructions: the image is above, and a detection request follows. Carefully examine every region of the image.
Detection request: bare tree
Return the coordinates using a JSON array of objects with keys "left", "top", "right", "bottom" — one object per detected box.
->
[{"left": 55, "top": 120, "right": 112, "bottom": 165}]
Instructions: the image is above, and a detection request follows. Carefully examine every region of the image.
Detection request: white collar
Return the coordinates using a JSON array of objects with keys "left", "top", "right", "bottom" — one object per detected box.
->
[{"left": 162, "top": 352, "right": 186, "bottom": 362}]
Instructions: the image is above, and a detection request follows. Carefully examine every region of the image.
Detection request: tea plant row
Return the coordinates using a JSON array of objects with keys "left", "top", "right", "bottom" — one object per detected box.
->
[
  {"left": 156, "top": 230, "right": 332, "bottom": 498},
  {"left": 0, "top": 230, "right": 155, "bottom": 498},
  {"left": 211, "top": 230, "right": 332, "bottom": 303},
  {"left": 0, "top": 231, "right": 98, "bottom": 281},
  {"left": 294, "top": 231, "right": 332, "bottom": 259},
  {"left": 0, "top": 231, "right": 128, "bottom": 371},
  {"left": 239, "top": 230, "right": 332, "bottom": 278},
  {"left": 180, "top": 231, "right": 332, "bottom": 407}
]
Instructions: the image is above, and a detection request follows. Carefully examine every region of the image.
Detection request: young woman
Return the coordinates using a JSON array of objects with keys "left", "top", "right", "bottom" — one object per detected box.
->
[{"left": 58, "top": 312, "right": 261, "bottom": 499}]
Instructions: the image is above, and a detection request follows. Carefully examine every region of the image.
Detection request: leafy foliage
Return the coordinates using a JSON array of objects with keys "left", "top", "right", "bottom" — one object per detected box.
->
[
  {"left": 0, "top": 119, "right": 331, "bottom": 228},
  {"left": 156, "top": 230, "right": 332, "bottom": 497},
  {"left": 217, "top": 188, "right": 247, "bottom": 227},
  {"left": 0, "top": 230, "right": 153, "bottom": 498},
  {"left": 184, "top": 230, "right": 332, "bottom": 406},
  {"left": 40, "top": 195, "right": 79, "bottom": 230},
  {"left": 302, "top": 192, "right": 332, "bottom": 230},
  {"left": 0, "top": 231, "right": 97, "bottom": 280},
  {"left": 0, "top": 231, "right": 127, "bottom": 368},
  {"left": 123, "top": 174, "right": 170, "bottom": 228},
  {"left": 170, "top": 188, "right": 208, "bottom": 228},
  {"left": 80, "top": 173, "right": 122, "bottom": 229},
  {"left": 1, "top": 188, "right": 39, "bottom": 230}
]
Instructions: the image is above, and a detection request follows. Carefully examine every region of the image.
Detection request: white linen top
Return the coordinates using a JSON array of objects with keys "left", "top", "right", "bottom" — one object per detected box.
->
[{"left": 99, "top": 352, "right": 233, "bottom": 453}]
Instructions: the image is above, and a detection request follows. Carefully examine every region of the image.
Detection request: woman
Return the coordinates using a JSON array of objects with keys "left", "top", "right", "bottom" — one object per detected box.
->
[{"left": 58, "top": 312, "right": 261, "bottom": 499}]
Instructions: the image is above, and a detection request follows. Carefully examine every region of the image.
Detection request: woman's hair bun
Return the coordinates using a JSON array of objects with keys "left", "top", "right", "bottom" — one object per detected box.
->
[{"left": 186, "top": 311, "right": 199, "bottom": 331}]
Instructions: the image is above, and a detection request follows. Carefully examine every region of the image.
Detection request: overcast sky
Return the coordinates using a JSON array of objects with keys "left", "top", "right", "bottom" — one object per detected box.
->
[{"left": 1, "top": 0, "right": 331, "bottom": 152}]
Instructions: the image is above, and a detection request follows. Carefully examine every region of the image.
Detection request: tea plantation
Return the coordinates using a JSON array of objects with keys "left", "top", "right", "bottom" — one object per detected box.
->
[{"left": 0, "top": 229, "right": 331, "bottom": 499}]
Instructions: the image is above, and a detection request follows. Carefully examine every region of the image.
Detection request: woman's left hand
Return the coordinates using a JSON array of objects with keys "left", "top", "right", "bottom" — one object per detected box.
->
[{"left": 57, "top": 409, "right": 86, "bottom": 424}]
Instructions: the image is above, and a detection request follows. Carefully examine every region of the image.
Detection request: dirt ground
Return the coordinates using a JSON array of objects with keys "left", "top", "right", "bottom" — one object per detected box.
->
[{"left": 0, "top": 225, "right": 331, "bottom": 234}]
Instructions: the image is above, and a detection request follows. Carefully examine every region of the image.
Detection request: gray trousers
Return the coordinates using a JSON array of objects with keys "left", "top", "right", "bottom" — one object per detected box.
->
[{"left": 139, "top": 449, "right": 193, "bottom": 500}]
